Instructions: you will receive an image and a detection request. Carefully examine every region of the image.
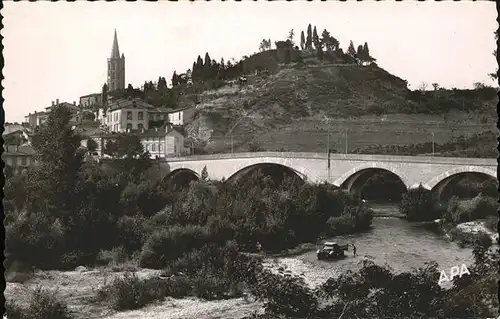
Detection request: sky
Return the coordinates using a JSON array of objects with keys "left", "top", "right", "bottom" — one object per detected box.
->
[{"left": 2, "top": 1, "right": 497, "bottom": 123}]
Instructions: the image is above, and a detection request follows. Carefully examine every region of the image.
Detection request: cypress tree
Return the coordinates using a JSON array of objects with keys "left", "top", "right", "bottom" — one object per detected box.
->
[
  {"left": 306, "top": 24, "right": 312, "bottom": 49},
  {"left": 313, "top": 26, "right": 319, "bottom": 50},
  {"left": 300, "top": 31, "right": 305, "bottom": 50}
]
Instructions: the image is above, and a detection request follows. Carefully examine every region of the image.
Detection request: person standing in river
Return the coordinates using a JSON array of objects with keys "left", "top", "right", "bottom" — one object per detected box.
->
[{"left": 352, "top": 244, "right": 357, "bottom": 256}]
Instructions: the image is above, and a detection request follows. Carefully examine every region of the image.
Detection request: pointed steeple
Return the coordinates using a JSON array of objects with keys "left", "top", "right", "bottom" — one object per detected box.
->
[{"left": 110, "top": 29, "right": 120, "bottom": 59}]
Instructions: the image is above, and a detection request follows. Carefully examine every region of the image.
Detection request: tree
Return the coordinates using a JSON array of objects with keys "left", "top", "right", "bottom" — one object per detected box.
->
[
  {"left": 317, "top": 44, "right": 324, "bottom": 61},
  {"left": 86, "top": 138, "right": 98, "bottom": 153},
  {"left": 204, "top": 52, "right": 212, "bottom": 78},
  {"left": 356, "top": 45, "right": 364, "bottom": 62},
  {"left": 300, "top": 31, "right": 305, "bottom": 50},
  {"left": 103, "top": 134, "right": 151, "bottom": 180},
  {"left": 171, "top": 71, "right": 179, "bottom": 87},
  {"left": 312, "top": 26, "right": 319, "bottom": 50},
  {"left": 27, "top": 104, "right": 85, "bottom": 218},
  {"left": 418, "top": 82, "right": 428, "bottom": 92},
  {"left": 347, "top": 40, "right": 356, "bottom": 56},
  {"left": 287, "top": 29, "right": 295, "bottom": 47},
  {"left": 432, "top": 83, "right": 440, "bottom": 91},
  {"left": 196, "top": 55, "right": 204, "bottom": 75},
  {"left": 306, "top": 24, "right": 312, "bottom": 50},
  {"left": 101, "top": 83, "right": 108, "bottom": 108},
  {"left": 488, "top": 30, "right": 498, "bottom": 81},
  {"left": 362, "top": 42, "right": 375, "bottom": 63},
  {"left": 201, "top": 166, "right": 208, "bottom": 181},
  {"left": 259, "top": 39, "right": 272, "bottom": 52}
]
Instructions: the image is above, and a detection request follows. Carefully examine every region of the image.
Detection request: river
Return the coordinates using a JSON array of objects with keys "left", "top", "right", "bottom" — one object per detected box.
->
[{"left": 264, "top": 203, "right": 475, "bottom": 288}]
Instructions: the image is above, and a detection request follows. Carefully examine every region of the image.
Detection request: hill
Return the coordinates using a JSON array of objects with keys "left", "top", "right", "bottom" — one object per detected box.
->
[{"left": 173, "top": 57, "right": 496, "bottom": 156}]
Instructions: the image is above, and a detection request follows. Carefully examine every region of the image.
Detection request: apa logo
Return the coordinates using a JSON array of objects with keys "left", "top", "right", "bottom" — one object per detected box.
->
[{"left": 438, "top": 263, "right": 471, "bottom": 284}]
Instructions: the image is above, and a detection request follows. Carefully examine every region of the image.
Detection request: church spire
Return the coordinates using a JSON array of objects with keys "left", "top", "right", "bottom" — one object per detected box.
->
[{"left": 110, "top": 29, "right": 120, "bottom": 59}]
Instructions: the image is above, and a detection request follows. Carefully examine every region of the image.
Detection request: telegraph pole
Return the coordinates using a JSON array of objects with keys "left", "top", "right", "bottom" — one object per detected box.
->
[
  {"left": 345, "top": 130, "right": 348, "bottom": 154},
  {"left": 432, "top": 132, "right": 435, "bottom": 156},
  {"left": 327, "top": 121, "right": 331, "bottom": 173}
]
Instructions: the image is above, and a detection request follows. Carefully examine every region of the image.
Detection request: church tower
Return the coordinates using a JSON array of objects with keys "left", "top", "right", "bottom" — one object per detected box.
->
[{"left": 107, "top": 29, "right": 125, "bottom": 91}]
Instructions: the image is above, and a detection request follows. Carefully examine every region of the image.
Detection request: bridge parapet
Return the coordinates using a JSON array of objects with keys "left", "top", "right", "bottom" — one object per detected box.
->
[{"left": 164, "top": 152, "right": 496, "bottom": 166}]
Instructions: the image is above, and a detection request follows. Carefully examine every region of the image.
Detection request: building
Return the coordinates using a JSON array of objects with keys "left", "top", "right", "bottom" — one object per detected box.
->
[
  {"left": 148, "top": 107, "right": 171, "bottom": 123},
  {"left": 138, "top": 126, "right": 185, "bottom": 158},
  {"left": 105, "top": 98, "right": 156, "bottom": 133},
  {"left": 24, "top": 111, "right": 48, "bottom": 128},
  {"left": 2, "top": 145, "right": 37, "bottom": 175},
  {"left": 77, "top": 126, "right": 109, "bottom": 157},
  {"left": 80, "top": 93, "right": 103, "bottom": 109},
  {"left": 108, "top": 30, "right": 126, "bottom": 92},
  {"left": 45, "top": 99, "right": 81, "bottom": 124},
  {"left": 167, "top": 108, "right": 185, "bottom": 126},
  {"left": 3, "top": 128, "right": 31, "bottom": 146},
  {"left": 4, "top": 123, "right": 29, "bottom": 135}
]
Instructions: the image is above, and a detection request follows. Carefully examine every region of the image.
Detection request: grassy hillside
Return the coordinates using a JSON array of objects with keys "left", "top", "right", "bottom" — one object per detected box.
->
[{"left": 177, "top": 56, "right": 496, "bottom": 156}]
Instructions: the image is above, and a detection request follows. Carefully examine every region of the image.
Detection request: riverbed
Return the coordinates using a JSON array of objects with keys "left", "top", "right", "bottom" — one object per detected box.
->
[
  {"left": 6, "top": 204, "right": 476, "bottom": 318},
  {"left": 264, "top": 204, "right": 475, "bottom": 288}
]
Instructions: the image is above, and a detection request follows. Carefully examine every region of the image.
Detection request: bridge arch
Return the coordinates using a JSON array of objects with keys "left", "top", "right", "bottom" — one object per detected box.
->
[
  {"left": 225, "top": 162, "right": 309, "bottom": 185},
  {"left": 226, "top": 157, "right": 321, "bottom": 184},
  {"left": 161, "top": 168, "right": 199, "bottom": 188},
  {"left": 334, "top": 163, "right": 411, "bottom": 190},
  {"left": 423, "top": 166, "right": 497, "bottom": 191}
]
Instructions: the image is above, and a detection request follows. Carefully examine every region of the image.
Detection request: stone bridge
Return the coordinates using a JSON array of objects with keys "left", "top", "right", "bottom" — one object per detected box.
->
[{"left": 160, "top": 152, "right": 497, "bottom": 195}]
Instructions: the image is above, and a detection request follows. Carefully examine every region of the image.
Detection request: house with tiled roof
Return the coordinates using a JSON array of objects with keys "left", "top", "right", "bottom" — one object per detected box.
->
[
  {"left": 137, "top": 125, "right": 185, "bottom": 158},
  {"left": 103, "top": 98, "right": 157, "bottom": 133},
  {"left": 2, "top": 145, "right": 37, "bottom": 175}
]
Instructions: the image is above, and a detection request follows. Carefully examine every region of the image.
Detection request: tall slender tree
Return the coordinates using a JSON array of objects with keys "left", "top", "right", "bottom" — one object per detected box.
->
[
  {"left": 287, "top": 29, "right": 295, "bottom": 47},
  {"left": 306, "top": 24, "right": 312, "bottom": 50},
  {"left": 347, "top": 40, "right": 356, "bottom": 56},
  {"left": 101, "top": 83, "right": 108, "bottom": 109},
  {"left": 313, "top": 26, "right": 319, "bottom": 50},
  {"left": 300, "top": 31, "right": 305, "bottom": 50}
]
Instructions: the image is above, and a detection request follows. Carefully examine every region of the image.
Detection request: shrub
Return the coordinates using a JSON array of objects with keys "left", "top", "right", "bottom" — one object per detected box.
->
[
  {"left": 139, "top": 225, "right": 210, "bottom": 268},
  {"left": 325, "top": 205, "right": 373, "bottom": 236},
  {"left": 116, "top": 215, "right": 148, "bottom": 253},
  {"left": 326, "top": 214, "right": 355, "bottom": 236},
  {"left": 400, "top": 186, "right": 441, "bottom": 222},
  {"left": 96, "top": 246, "right": 128, "bottom": 266},
  {"left": 6, "top": 287, "right": 73, "bottom": 319},
  {"left": 484, "top": 215, "right": 498, "bottom": 232},
  {"left": 445, "top": 195, "right": 499, "bottom": 224},
  {"left": 6, "top": 213, "right": 66, "bottom": 269},
  {"left": 97, "top": 272, "right": 165, "bottom": 311}
]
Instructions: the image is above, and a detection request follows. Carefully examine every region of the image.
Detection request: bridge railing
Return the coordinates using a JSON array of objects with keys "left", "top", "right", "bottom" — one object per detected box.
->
[{"left": 164, "top": 152, "right": 495, "bottom": 166}]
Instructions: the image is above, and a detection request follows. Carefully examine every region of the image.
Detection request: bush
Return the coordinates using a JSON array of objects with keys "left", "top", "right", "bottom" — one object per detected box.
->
[
  {"left": 484, "top": 215, "right": 498, "bottom": 232},
  {"left": 96, "top": 246, "right": 128, "bottom": 266},
  {"left": 400, "top": 186, "right": 441, "bottom": 222},
  {"left": 6, "top": 287, "right": 73, "bottom": 319},
  {"left": 449, "top": 228, "right": 492, "bottom": 248},
  {"left": 116, "top": 215, "right": 148, "bottom": 253},
  {"left": 97, "top": 272, "right": 165, "bottom": 311},
  {"left": 325, "top": 205, "right": 373, "bottom": 236},
  {"left": 6, "top": 213, "right": 66, "bottom": 269},
  {"left": 139, "top": 225, "right": 211, "bottom": 268},
  {"left": 326, "top": 214, "right": 355, "bottom": 235},
  {"left": 445, "top": 195, "right": 499, "bottom": 224}
]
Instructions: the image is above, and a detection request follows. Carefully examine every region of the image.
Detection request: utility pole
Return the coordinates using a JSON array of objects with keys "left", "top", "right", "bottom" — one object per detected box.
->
[
  {"left": 465, "top": 133, "right": 468, "bottom": 158},
  {"left": 327, "top": 120, "right": 331, "bottom": 173},
  {"left": 345, "top": 130, "right": 348, "bottom": 154},
  {"left": 432, "top": 132, "right": 435, "bottom": 156}
]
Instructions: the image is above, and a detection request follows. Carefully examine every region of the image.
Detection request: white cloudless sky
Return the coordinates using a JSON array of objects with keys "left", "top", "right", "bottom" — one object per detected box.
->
[{"left": 2, "top": 1, "right": 497, "bottom": 123}]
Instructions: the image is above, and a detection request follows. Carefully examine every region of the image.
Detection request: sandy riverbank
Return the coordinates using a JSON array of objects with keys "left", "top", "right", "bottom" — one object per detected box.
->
[{"left": 5, "top": 267, "right": 262, "bottom": 319}]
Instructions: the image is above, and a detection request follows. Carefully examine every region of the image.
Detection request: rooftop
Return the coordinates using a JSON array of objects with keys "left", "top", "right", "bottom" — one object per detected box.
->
[
  {"left": 3, "top": 145, "right": 36, "bottom": 156},
  {"left": 80, "top": 93, "right": 101, "bottom": 98},
  {"left": 108, "top": 98, "right": 156, "bottom": 111}
]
